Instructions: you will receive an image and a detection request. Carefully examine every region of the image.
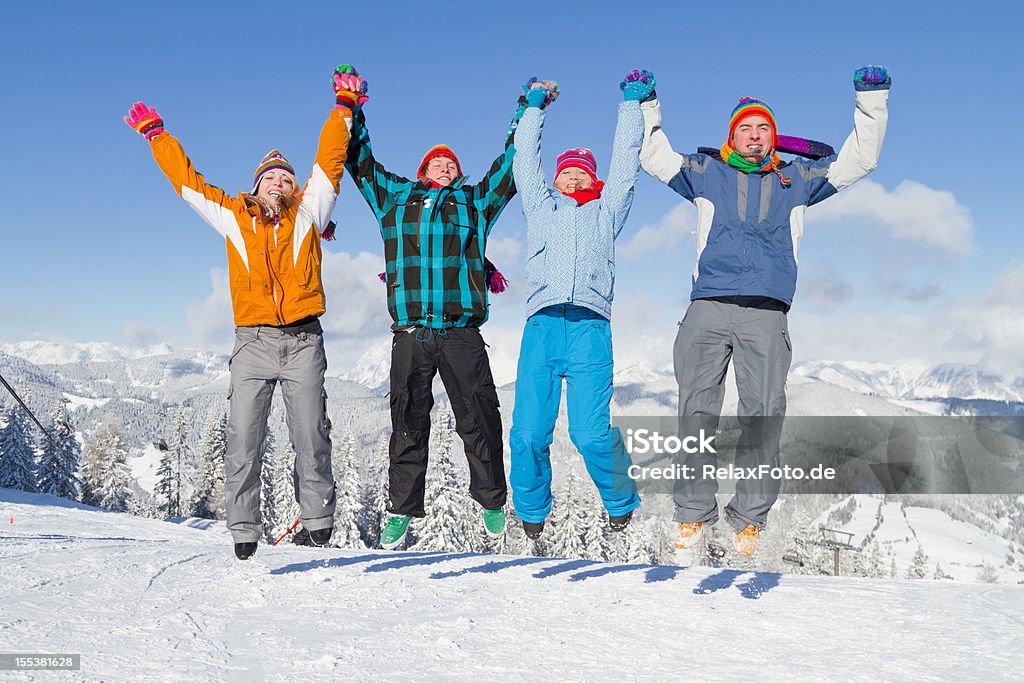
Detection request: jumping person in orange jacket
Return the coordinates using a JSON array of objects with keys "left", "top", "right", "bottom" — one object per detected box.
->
[{"left": 124, "top": 65, "right": 368, "bottom": 560}]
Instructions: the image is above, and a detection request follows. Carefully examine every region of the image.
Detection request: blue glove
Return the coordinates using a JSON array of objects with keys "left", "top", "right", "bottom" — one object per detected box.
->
[
  {"left": 620, "top": 69, "right": 656, "bottom": 101},
  {"left": 854, "top": 65, "right": 891, "bottom": 91},
  {"left": 522, "top": 77, "right": 560, "bottom": 108}
]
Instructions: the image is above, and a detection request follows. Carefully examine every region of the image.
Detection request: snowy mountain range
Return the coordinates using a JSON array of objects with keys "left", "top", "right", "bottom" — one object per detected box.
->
[
  {"left": 2, "top": 339, "right": 1023, "bottom": 584},
  {"left": 792, "top": 359, "right": 1024, "bottom": 404}
]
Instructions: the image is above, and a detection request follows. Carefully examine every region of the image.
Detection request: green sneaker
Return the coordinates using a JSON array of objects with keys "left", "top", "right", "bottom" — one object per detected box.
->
[
  {"left": 482, "top": 508, "right": 506, "bottom": 538},
  {"left": 380, "top": 515, "right": 411, "bottom": 550}
]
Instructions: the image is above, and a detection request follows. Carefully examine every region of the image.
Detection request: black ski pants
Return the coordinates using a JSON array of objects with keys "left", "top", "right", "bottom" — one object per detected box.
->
[{"left": 388, "top": 326, "right": 507, "bottom": 516}]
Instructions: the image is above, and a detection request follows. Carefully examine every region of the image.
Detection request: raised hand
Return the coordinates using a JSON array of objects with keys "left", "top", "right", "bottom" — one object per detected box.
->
[
  {"left": 522, "top": 77, "right": 560, "bottom": 109},
  {"left": 124, "top": 101, "right": 164, "bottom": 140},
  {"left": 620, "top": 69, "right": 656, "bottom": 101},
  {"left": 854, "top": 65, "right": 891, "bottom": 91},
  {"left": 332, "top": 64, "right": 369, "bottom": 109}
]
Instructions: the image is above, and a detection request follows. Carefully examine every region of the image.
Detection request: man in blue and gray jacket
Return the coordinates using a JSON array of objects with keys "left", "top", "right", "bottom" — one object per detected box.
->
[
  {"left": 508, "top": 71, "right": 654, "bottom": 539},
  {"left": 640, "top": 66, "right": 891, "bottom": 556}
]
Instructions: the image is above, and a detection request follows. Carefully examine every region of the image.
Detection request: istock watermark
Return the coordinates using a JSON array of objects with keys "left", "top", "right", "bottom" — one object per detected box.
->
[
  {"left": 625, "top": 428, "right": 717, "bottom": 454},
  {"left": 610, "top": 415, "right": 1024, "bottom": 496}
]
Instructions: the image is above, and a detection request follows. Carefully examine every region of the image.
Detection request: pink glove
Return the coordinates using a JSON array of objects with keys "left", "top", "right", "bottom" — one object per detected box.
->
[
  {"left": 332, "top": 64, "right": 369, "bottom": 109},
  {"left": 124, "top": 101, "right": 164, "bottom": 141}
]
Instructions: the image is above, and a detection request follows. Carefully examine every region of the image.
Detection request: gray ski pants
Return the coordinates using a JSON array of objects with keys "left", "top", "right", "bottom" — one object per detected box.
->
[
  {"left": 672, "top": 298, "right": 792, "bottom": 531},
  {"left": 225, "top": 319, "right": 335, "bottom": 543}
]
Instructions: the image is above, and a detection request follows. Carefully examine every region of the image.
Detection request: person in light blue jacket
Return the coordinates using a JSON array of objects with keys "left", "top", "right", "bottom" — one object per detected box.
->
[{"left": 508, "top": 72, "right": 653, "bottom": 539}]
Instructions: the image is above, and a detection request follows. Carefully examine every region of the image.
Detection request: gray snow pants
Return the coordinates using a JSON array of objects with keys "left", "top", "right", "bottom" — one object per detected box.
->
[
  {"left": 225, "top": 318, "right": 335, "bottom": 543},
  {"left": 672, "top": 298, "right": 792, "bottom": 531}
]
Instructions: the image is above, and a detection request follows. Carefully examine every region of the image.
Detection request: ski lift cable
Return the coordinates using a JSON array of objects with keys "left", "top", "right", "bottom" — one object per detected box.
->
[{"left": 0, "top": 371, "right": 56, "bottom": 446}]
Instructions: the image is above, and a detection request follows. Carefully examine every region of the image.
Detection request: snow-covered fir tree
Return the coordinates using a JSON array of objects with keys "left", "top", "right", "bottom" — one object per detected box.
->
[
  {"left": 260, "top": 427, "right": 280, "bottom": 543},
  {"left": 906, "top": 544, "right": 929, "bottom": 579},
  {"left": 548, "top": 467, "right": 587, "bottom": 559},
  {"left": 359, "top": 436, "right": 390, "bottom": 546},
  {"left": 580, "top": 484, "right": 609, "bottom": 562},
  {"left": 0, "top": 403, "right": 39, "bottom": 493},
  {"left": 271, "top": 438, "right": 300, "bottom": 542},
  {"left": 36, "top": 399, "right": 81, "bottom": 500},
  {"left": 191, "top": 411, "right": 226, "bottom": 519},
  {"left": 497, "top": 508, "right": 530, "bottom": 556},
  {"left": 154, "top": 408, "right": 191, "bottom": 518},
  {"left": 976, "top": 561, "right": 1000, "bottom": 583},
  {"left": 861, "top": 538, "right": 887, "bottom": 579},
  {"left": 413, "top": 409, "right": 468, "bottom": 552},
  {"left": 623, "top": 521, "right": 657, "bottom": 565},
  {"left": 79, "top": 429, "right": 107, "bottom": 507},
  {"left": 92, "top": 423, "right": 134, "bottom": 512},
  {"left": 331, "top": 431, "right": 363, "bottom": 549}
]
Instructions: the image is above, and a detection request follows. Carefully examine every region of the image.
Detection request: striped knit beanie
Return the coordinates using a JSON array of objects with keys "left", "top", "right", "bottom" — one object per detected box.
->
[
  {"left": 252, "top": 149, "right": 296, "bottom": 193},
  {"left": 728, "top": 97, "right": 778, "bottom": 150},
  {"left": 555, "top": 147, "right": 598, "bottom": 182},
  {"left": 417, "top": 145, "right": 463, "bottom": 180}
]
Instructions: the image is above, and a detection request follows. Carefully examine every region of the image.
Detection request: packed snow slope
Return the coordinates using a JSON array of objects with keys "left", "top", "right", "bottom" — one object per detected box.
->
[{"left": 2, "top": 490, "right": 1021, "bottom": 681}]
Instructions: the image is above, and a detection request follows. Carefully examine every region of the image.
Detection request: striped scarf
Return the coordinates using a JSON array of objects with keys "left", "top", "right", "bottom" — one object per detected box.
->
[{"left": 720, "top": 141, "right": 791, "bottom": 187}]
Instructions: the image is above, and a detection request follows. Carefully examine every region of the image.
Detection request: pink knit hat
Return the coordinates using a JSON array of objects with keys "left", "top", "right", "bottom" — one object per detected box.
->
[{"left": 555, "top": 147, "right": 598, "bottom": 182}]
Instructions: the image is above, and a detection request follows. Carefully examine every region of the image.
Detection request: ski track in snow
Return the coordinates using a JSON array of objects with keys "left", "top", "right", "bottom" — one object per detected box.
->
[{"left": 1, "top": 490, "right": 1022, "bottom": 681}]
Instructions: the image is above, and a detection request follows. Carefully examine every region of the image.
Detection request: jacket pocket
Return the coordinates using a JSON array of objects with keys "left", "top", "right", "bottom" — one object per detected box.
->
[
  {"left": 228, "top": 330, "right": 258, "bottom": 368},
  {"left": 585, "top": 254, "right": 615, "bottom": 305},
  {"left": 525, "top": 241, "right": 547, "bottom": 295}
]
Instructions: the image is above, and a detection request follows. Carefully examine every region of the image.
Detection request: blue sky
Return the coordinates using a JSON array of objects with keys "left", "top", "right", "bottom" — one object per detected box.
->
[{"left": 2, "top": 1, "right": 1022, "bottom": 380}]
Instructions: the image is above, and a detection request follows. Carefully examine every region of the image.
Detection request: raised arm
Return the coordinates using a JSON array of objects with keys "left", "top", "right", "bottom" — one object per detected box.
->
[
  {"left": 126, "top": 101, "right": 246, "bottom": 239},
  {"left": 292, "top": 64, "right": 361, "bottom": 250},
  {"left": 473, "top": 88, "right": 533, "bottom": 230},
  {"left": 343, "top": 71, "right": 408, "bottom": 221},
  {"left": 602, "top": 70, "right": 650, "bottom": 235},
  {"left": 807, "top": 65, "right": 891, "bottom": 205},
  {"left": 511, "top": 78, "right": 560, "bottom": 215},
  {"left": 639, "top": 90, "right": 707, "bottom": 202}
]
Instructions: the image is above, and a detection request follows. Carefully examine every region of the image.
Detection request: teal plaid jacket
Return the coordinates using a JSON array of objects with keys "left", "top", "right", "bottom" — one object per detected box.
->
[{"left": 346, "top": 98, "right": 526, "bottom": 329}]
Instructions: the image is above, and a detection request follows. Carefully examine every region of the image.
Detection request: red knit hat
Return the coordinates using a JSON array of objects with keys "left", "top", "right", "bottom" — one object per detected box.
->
[
  {"left": 555, "top": 147, "right": 599, "bottom": 183},
  {"left": 417, "top": 145, "right": 463, "bottom": 180}
]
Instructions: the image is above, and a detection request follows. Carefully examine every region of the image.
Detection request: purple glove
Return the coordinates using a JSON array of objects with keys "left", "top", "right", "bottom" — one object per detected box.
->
[{"left": 854, "top": 65, "right": 891, "bottom": 91}]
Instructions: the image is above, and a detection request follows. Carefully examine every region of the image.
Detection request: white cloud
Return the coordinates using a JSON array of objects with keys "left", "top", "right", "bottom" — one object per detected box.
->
[
  {"left": 806, "top": 180, "right": 974, "bottom": 258},
  {"left": 185, "top": 268, "right": 233, "bottom": 348},
  {"left": 121, "top": 322, "right": 162, "bottom": 348},
  {"left": 484, "top": 236, "right": 522, "bottom": 266},
  {"left": 319, "top": 250, "right": 391, "bottom": 339},
  {"left": 618, "top": 202, "right": 695, "bottom": 261},
  {"left": 790, "top": 263, "right": 1024, "bottom": 381}
]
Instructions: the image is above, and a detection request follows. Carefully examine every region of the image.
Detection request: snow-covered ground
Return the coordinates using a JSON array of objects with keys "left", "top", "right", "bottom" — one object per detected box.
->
[{"left": 2, "top": 489, "right": 1021, "bottom": 681}]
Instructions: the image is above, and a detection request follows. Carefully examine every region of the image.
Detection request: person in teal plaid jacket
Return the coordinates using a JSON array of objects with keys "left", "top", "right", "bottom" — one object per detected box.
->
[{"left": 345, "top": 73, "right": 527, "bottom": 549}]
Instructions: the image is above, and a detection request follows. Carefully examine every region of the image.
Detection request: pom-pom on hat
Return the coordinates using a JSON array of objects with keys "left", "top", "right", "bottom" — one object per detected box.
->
[
  {"left": 252, "top": 149, "right": 296, "bottom": 193},
  {"left": 728, "top": 97, "right": 778, "bottom": 149},
  {"left": 555, "top": 147, "right": 598, "bottom": 182},
  {"left": 417, "top": 144, "right": 463, "bottom": 181}
]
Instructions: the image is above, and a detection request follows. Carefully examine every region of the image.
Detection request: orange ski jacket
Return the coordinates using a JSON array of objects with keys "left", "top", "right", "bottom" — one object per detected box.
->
[{"left": 148, "top": 109, "right": 352, "bottom": 326}]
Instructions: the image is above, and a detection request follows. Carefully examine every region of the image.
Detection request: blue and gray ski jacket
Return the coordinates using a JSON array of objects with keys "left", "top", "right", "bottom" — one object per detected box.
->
[
  {"left": 513, "top": 101, "right": 644, "bottom": 320},
  {"left": 640, "top": 83, "right": 890, "bottom": 307}
]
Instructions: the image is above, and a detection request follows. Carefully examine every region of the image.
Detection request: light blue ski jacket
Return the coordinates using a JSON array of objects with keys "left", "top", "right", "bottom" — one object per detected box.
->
[{"left": 513, "top": 101, "right": 644, "bottom": 320}]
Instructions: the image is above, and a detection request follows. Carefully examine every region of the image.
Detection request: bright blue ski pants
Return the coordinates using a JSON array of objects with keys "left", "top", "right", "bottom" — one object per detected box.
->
[{"left": 510, "top": 304, "right": 640, "bottom": 523}]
